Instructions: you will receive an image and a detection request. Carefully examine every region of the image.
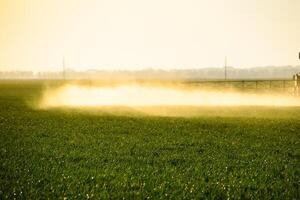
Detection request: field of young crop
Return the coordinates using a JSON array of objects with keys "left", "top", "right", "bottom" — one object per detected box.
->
[{"left": 0, "top": 80, "right": 299, "bottom": 199}]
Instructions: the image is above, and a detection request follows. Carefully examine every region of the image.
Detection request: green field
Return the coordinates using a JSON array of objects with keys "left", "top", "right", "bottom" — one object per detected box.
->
[{"left": 0, "top": 80, "right": 299, "bottom": 199}]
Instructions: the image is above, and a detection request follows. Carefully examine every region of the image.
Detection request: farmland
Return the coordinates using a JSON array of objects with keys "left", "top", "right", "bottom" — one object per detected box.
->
[{"left": 0, "top": 80, "right": 299, "bottom": 199}]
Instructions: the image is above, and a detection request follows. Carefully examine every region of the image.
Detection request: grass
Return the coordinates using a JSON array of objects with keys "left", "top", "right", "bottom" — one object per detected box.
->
[{"left": 0, "top": 80, "right": 299, "bottom": 199}]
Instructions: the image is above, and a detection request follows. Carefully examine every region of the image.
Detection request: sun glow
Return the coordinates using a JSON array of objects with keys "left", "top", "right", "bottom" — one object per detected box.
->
[
  {"left": 39, "top": 84, "right": 300, "bottom": 108},
  {"left": 1, "top": 0, "right": 299, "bottom": 70}
]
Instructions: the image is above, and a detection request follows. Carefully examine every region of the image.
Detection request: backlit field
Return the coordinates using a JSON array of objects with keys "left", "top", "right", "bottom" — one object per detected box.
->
[{"left": 0, "top": 80, "right": 299, "bottom": 199}]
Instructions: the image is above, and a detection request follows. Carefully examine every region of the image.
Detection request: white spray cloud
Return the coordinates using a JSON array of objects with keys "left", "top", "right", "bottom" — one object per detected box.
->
[{"left": 39, "top": 84, "right": 300, "bottom": 108}]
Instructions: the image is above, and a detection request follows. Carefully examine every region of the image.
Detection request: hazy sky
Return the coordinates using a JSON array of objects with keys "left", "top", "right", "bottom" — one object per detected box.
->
[{"left": 0, "top": 0, "right": 299, "bottom": 71}]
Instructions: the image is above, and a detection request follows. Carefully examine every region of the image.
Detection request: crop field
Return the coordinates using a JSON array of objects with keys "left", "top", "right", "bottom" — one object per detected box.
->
[{"left": 0, "top": 80, "right": 299, "bottom": 199}]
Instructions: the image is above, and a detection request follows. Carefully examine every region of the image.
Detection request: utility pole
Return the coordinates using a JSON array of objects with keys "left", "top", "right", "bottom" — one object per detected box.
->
[
  {"left": 62, "top": 56, "right": 66, "bottom": 80},
  {"left": 224, "top": 56, "right": 227, "bottom": 80}
]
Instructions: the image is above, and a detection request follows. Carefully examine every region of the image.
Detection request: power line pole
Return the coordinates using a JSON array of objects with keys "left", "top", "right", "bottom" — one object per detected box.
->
[
  {"left": 62, "top": 56, "right": 66, "bottom": 80},
  {"left": 224, "top": 56, "right": 227, "bottom": 80}
]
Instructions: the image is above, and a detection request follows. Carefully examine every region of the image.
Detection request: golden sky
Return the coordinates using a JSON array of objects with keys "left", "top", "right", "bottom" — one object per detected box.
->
[{"left": 0, "top": 0, "right": 299, "bottom": 71}]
